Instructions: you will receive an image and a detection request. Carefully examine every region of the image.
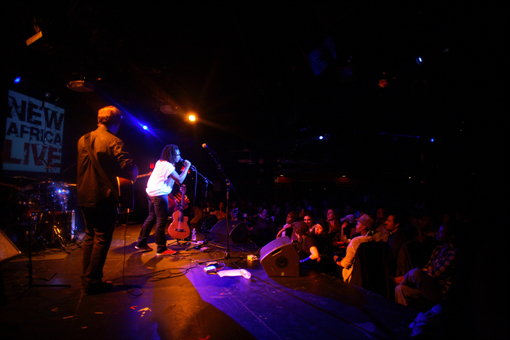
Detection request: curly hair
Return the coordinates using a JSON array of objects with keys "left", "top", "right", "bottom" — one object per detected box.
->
[{"left": 294, "top": 221, "right": 310, "bottom": 236}]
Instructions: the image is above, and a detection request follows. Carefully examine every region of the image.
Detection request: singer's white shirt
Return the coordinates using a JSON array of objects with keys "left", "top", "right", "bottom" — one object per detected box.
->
[{"left": 146, "top": 160, "right": 175, "bottom": 196}]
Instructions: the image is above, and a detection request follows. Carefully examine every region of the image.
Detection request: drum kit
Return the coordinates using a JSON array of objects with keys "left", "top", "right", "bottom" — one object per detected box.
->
[{"left": 13, "top": 176, "right": 77, "bottom": 248}]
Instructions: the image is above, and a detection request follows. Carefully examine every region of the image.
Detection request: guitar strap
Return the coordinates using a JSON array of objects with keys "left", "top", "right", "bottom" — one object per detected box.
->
[{"left": 83, "top": 132, "right": 120, "bottom": 203}]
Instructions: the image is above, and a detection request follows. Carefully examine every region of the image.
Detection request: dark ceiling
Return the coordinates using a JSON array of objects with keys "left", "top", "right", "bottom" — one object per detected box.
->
[{"left": 2, "top": 2, "right": 506, "bottom": 192}]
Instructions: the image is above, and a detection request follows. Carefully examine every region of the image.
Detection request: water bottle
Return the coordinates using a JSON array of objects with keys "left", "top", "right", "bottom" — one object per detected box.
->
[
  {"left": 192, "top": 228, "right": 197, "bottom": 242},
  {"left": 240, "top": 269, "right": 251, "bottom": 279}
]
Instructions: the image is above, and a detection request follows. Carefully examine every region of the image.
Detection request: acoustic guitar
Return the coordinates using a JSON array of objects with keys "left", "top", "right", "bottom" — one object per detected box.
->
[
  {"left": 117, "top": 172, "right": 151, "bottom": 213},
  {"left": 168, "top": 184, "right": 190, "bottom": 240}
]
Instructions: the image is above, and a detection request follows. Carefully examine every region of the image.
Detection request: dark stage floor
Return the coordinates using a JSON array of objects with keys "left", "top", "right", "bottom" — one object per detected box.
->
[{"left": 1, "top": 223, "right": 420, "bottom": 340}]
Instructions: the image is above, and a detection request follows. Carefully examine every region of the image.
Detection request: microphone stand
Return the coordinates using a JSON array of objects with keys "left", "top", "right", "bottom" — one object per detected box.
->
[
  {"left": 191, "top": 165, "right": 214, "bottom": 187},
  {"left": 190, "top": 166, "right": 214, "bottom": 235},
  {"left": 203, "top": 149, "right": 241, "bottom": 262}
]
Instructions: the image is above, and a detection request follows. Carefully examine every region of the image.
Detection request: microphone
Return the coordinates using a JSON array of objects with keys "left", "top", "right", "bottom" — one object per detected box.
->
[{"left": 202, "top": 143, "right": 217, "bottom": 155}]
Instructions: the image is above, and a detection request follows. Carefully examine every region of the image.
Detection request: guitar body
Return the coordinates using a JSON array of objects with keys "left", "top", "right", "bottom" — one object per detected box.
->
[
  {"left": 117, "top": 177, "right": 134, "bottom": 213},
  {"left": 167, "top": 184, "right": 190, "bottom": 240},
  {"left": 168, "top": 210, "right": 190, "bottom": 239},
  {"left": 117, "top": 172, "right": 151, "bottom": 213}
]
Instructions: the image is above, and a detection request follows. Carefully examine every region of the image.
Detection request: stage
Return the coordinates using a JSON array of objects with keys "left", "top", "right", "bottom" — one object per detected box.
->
[{"left": 1, "top": 223, "right": 419, "bottom": 340}]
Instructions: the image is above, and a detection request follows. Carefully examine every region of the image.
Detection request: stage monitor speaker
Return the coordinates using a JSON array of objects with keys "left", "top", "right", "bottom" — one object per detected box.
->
[
  {"left": 260, "top": 237, "right": 299, "bottom": 277},
  {"left": 0, "top": 230, "right": 21, "bottom": 265},
  {"left": 210, "top": 220, "right": 247, "bottom": 244}
]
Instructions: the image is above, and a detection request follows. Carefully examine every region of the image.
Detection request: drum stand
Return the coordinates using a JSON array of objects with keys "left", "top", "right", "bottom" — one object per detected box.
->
[
  {"left": 45, "top": 185, "right": 72, "bottom": 249},
  {"left": 14, "top": 213, "right": 71, "bottom": 298}
]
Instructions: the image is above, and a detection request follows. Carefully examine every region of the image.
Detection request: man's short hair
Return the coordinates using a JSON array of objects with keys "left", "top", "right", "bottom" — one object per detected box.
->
[
  {"left": 98, "top": 106, "right": 123, "bottom": 127},
  {"left": 388, "top": 213, "right": 402, "bottom": 226}
]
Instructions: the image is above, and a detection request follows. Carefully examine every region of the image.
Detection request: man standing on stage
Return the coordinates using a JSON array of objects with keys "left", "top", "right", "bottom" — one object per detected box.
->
[
  {"left": 77, "top": 105, "right": 138, "bottom": 295},
  {"left": 135, "top": 144, "right": 191, "bottom": 255}
]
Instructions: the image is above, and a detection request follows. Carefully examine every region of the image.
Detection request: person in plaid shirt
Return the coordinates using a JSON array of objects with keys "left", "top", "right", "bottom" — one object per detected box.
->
[{"left": 394, "top": 223, "right": 458, "bottom": 308}]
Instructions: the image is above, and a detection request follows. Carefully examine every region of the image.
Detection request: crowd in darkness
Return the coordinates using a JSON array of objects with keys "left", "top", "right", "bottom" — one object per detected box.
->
[{"left": 199, "top": 187, "right": 483, "bottom": 337}]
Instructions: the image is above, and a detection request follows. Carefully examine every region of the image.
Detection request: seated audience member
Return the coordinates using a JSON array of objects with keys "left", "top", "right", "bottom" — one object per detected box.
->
[
  {"left": 339, "top": 214, "right": 357, "bottom": 243},
  {"left": 396, "top": 212, "right": 438, "bottom": 276},
  {"left": 411, "top": 211, "right": 436, "bottom": 241},
  {"left": 372, "top": 207, "right": 388, "bottom": 242},
  {"left": 270, "top": 204, "right": 285, "bottom": 229},
  {"left": 298, "top": 207, "right": 312, "bottom": 221},
  {"left": 312, "top": 220, "right": 336, "bottom": 275},
  {"left": 303, "top": 212, "right": 321, "bottom": 234},
  {"left": 229, "top": 200, "right": 240, "bottom": 221},
  {"left": 394, "top": 223, "right": 458, "bottom": 309},
  {"left": 250, "top": 208, "right": 276, "bottom": 246},
  {"left": 243, "top": 201, "right": 257, "bottom": 227},
  {"left": 385, "top": 213, "right": 408, "bottom": 261},
  {"left": 325, "top": 208, "right": 342, "bottom": 239},
  {"left": 333, "top": 214, "right": 375, "bottom": 283},
  {"left": 214, "top": 202, "right": 228, "bottom": 221},
  {"left": 294, "top": 222, "right": 321, "bottom": 268},
  {"left": 276, "top": 211, "right": 298, "bottom": 240}
]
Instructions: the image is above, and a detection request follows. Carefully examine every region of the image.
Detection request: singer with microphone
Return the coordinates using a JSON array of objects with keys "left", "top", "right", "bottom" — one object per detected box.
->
[{"left": 135, "top": 144, "right": 192, "bottom": 255}]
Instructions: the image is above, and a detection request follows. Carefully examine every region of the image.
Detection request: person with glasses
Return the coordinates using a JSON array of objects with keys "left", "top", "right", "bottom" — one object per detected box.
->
[{"left": 135, "top": 144, "right": 191, "bottom": 255}]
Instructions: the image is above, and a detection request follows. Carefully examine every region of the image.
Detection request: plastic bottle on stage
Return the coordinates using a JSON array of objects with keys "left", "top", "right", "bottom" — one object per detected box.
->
[
  {"left": 240, "top": 269, "right": 251, "bottom": 279},
  {"left": 192, "top": 228, "right": 197, "bottom": 242}
]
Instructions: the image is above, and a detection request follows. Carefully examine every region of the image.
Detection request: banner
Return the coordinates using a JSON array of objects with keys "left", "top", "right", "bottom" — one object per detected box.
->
[{"left": 3, "top": 90, "right": 65, "bottom": 173}]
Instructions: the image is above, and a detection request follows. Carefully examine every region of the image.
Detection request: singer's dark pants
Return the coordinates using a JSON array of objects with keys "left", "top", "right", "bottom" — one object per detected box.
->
[
  {"left": 137, "top": 194, "right": 169, "bottom": 253},
  {"left": 80, "top": 198, "right": 117, "bottom": 289}
]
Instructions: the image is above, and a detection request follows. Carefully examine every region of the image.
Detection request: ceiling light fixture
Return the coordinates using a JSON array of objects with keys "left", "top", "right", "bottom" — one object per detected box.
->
[{"left": 67, "top": 80, "right": 94, "bottom": 92}]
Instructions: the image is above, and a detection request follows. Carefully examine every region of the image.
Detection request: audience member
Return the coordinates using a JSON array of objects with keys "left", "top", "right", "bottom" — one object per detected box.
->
[
  {"left": 372, "top": 207, "right": 388, "bottom": 242},
  {"left": 249, "top": 208, "right": 275, "bottom": 246},
  {"left": 396, "top": 211, "right": 438, "bottom": 276},
  {"left": 339, "top": 205, "right": 359, "bottom": 241},
  {"left": 298, "top": 208, "right": 311, "bottom": 221},
  {"left": 214, "top": 202, "right": 228, "bottom": 221},
  {"left": 276, "top": 211, "right": 298, "bottom": 241},
  {"left": 334, "top": 214, "right": 375, "bottom": 283},
  {"left": 394, "top": 223, "right": 458, "bottom": 310},
  {"left": 294, "top": 221, "right": 321, "bottom": 269},
  {"left": 311, "top": 220, "right": 336, "bottom": 275},
  {"left": 385, "top": 213, "right": 408, "bottom": 261},
  {"left": 303, "top": 212, "right": 321, "bottom": 234},
  {"left": 230, "top": 200, "right": 240, "bottom": 221},
  {"left": 325, "top": 208, "right": 342, "bottom": 239}
]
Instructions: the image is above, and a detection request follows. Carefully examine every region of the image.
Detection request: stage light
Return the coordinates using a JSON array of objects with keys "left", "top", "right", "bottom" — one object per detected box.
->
[{"left": 14, "top": 77, "right": 21, "bottom": 83}]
